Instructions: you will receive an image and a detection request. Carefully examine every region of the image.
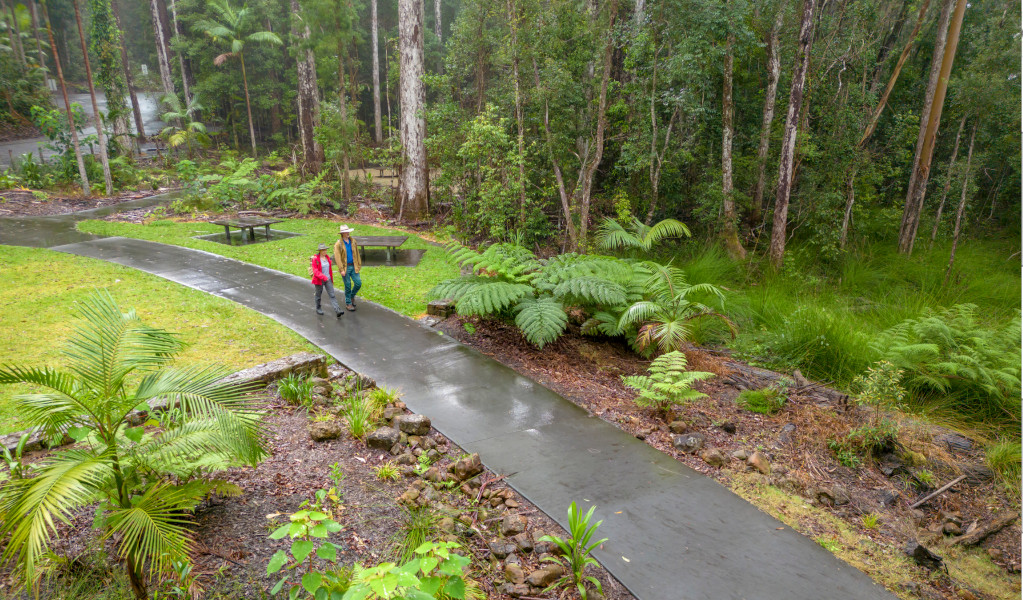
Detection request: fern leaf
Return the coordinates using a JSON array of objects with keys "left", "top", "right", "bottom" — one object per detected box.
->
[{"left": 514, "top": 297, "right": 568, "bottom": 348}]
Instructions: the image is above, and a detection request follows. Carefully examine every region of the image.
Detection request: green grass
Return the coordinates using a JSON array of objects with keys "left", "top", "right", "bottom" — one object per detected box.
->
[
  {"left": 986, "top": 439, "right": 1023, "bottom": 496},
  {"left": 0, "top": 246, "right": 316, "bottom": 434},
  {"left": 77, "top": 218, "right": 459, "bottom": 317},
  {"left": 736, "top": 387, "right": 787, "bottom": 415}
]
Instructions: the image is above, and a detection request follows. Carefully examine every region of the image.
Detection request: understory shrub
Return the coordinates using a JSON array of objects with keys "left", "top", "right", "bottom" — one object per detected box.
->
[
  {"left": 279, "top": 373, "right": 315, "bottom": 406},
  {"left": 621, "top": 351, "right": 715, "bottom": 416}
]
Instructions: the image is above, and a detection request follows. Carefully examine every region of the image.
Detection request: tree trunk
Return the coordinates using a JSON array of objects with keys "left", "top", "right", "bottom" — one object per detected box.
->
[
  {"left": 508, "top": 0, "right": 526, "bottom": 226},
  {"left": 434, "top": 0, "right": 441, "bottom": 42},
  {"left": 336, "top": 7, "right": 351, "bottom": 198},
  {"left": 398, "top": 0, "right": 428, "bottom": 221},
  {"left": 5, "top": 0, "right": 26, "bottom": 68},
  {"left": 372, "top": 0, "right": 382, "bottom": 143},
  {"left": 945, "top": 119, "right": 976, "bottom": 284},
  {"left": 768, "top": 0, "right": 817, "bottom": 270},
  {"left": 533, "top": 57, "right": 578, "bottom": 247},
  {"left": 167, "top": 0, "right": 192, "bottom": 104},
  {"left": 148, "top": 0, "right": 176, "bottom": 99},
  {"left": 112, "top": 0, "right": 145, "bottom": 142},
  {"left": 868, "top": 0, "right": 909, "bottom": 94},
  {"left": 577, "top": 0, "right": 618, "bottom": 251},
  {"left": 239, "top": 52, "right": 258, "bottom": 156},
  {"left": 752, "top": 4, "right": 784, "bottom": 223},
  {"left": 42, "top": 0, "right": 89, "bottom": 196},
  {"left": 897, "top": 0, "right": 957, "bottom": 254},
  {"left": 72, "top": 0, "right": 113, "bottom": 195},
  {"left": 839, "top": 166, "right": 855, "bottom": 249},
  {"left": 720, "top": 23, "right": 745, "bottom": 259},
  {"left": 930, "top": 114, "right": 965, "bottom": 246},
  {"left": 29, "top": 0, "right": 46, "bottom": 71},
  {"left": 292, "top": 0, "right": 322, "bottom": 170},
  {"left": 858, "top": 0, "right": 931, "bottom": 146}
]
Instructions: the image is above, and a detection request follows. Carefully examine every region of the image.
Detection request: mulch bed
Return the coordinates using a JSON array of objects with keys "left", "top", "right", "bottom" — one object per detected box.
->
[
  {"left": 0, "top": 189, "right": 168, "bottom": 217},
  {"left": 437, "top": 314, "right": 1022, "bottom": 600}
]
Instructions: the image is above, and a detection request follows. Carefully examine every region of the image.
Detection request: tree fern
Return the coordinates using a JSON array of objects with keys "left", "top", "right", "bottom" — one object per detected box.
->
[
  {"left": 455, "top": 281, "right": 533, "bottom": 316},
  {"left": 552, "top": 276, "right": 628, "bottom": 307},
  {"left": 514, "top": 297, "right": 568, "bottom": 348},
  {"left": 621, "top": 351, "right": 715, "bottom": 414}
]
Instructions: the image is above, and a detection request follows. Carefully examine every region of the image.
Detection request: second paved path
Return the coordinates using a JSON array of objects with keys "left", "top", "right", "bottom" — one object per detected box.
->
[{"left": 35, "top": 233, "right": 897, "bottom": 600}]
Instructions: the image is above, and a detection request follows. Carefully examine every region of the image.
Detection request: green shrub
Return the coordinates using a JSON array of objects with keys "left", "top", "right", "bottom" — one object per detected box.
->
[
  {"left": 344, "top": 395, "right": 375, "bottom": 439},
  {"left": 538, "top": 502, "right": 608, "bottom": 600},
  {"left": 736, "top": 386, "right": 787, "bottom": 415},
  {"left": 278, "top": 373, "right": 314, "bottom": 406},
  {"left": 397, "top": 506, "right": 440, "bottom": 563},
  {"left": 621, "top": 351, "right": 715, "bottom": 415}
]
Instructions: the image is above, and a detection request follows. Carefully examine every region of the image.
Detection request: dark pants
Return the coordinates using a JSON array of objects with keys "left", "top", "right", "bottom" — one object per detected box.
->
[
  {"left": 314, "top": 280, "right": 342, "bottom": 313},
  {"left": 342, "top": 265, "right": 362, "bottom": 305}
]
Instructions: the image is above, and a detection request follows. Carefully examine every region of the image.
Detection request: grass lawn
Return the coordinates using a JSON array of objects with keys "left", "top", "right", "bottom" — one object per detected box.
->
[
  {"left": 78, "top": 218, "right": 459, "bottom": 317},
  {"left": 0, "top": 246, "right": 317, "bottom": 434}
]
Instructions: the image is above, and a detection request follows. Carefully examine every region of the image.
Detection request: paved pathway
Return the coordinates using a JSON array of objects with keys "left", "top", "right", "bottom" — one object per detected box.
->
[{"left": 0, "top": 200, "right": 897, "bottom": 600}]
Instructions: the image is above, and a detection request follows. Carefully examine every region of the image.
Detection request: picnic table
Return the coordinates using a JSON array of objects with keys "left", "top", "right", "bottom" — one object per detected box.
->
[
  {"left": 356, "top": 235, "right": 408, "bottom": 263},
  {"left": 211, "top": 217, "right": 283, "bottom": 245}
]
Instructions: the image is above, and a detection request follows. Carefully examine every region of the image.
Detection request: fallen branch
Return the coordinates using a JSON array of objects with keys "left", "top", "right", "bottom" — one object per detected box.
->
[
  {"left": 952, "top": 512, "right": 1019, "bottom": 547},
  {"left": 910, "top": 475, "right": 967, "bottom": 509}
]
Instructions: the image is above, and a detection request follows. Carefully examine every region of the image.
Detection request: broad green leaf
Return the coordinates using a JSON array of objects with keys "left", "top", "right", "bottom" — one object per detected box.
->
[
  {"left": 291, "top": 540, "right": 314, "bottom": 564},
  {"left": 443, "top": 576, "right": 466, "bottom": 599},
  {"left": 302, "top": 572, "right": 323, "bottom": 594},
  {"left": 418, "top": 576, "right": 443, "bottom": 595},
  {"left": 289, "top": 583, "right": 302, "bottom": 600},
  {"left": 316, "top": 542, "right": 337, "bottom": 561},
  {"left": 68, "top": 426, "right": 93, "bottom": 442},
  {"left": 308, "top": 511, "right": 328, "bottom": 521},
  {"left": 123, "top": 426, "right": 144, "bottom": 443},
  {"left": 324, "top": 520, "right": 343, "bottom": 532},
  {"left": 271, "top": 576, "right": 288, "bottom": 595},
  {"left": 419, "top": 556, "right": 438, "bottom": 574},
  {"left": 267, "top": 550, "right": 289, "bottom": 574},
  {"left": 270, "top": 524, "right": 291, "bottom": 539},
  {"left": 311, "top": 523, "right": 329, "bottom": 537}
]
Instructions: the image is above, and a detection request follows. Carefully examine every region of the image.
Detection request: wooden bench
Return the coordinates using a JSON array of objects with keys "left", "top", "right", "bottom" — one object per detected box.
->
[
  {"left": 356, "top": 235, "right": 408, "bottom": 263},
  {"left": 211, "top": 217, "right": 283, "bottom": 245}
]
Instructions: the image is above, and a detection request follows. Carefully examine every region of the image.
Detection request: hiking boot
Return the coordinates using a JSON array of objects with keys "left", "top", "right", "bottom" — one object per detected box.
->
[
  {"left": 336, "top": 310, "right": 344, "bottom": 318},
  {"left": 316, "top": 308, "right": 324, "bottom": 315},
  {"left": 346, "top": 304, "right": 356, "bottom": 311}
]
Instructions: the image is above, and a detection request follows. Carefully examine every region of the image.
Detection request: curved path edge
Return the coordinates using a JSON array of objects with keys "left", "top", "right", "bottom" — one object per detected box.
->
[{"left": 1, "top": 205, "right": 897, "bottom": 600}]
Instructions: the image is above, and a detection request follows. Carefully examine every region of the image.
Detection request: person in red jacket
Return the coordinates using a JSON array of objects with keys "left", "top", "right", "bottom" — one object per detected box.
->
[{"left": 311, "top": 243, "right": 343, "bottom": 318}]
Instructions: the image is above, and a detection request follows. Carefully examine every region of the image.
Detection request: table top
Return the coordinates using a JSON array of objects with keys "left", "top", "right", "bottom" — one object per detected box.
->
[
  {"left": 356, "top": 235, "right": 409, "bottom": 247},
  {"left": 211, "top": 217, "right": 284, "bottom": 227}
]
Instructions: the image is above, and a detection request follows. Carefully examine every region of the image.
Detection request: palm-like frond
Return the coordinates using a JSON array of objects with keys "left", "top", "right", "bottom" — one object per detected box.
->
[
  {"left": 596, "top": 217, "right": 690, "bottom": 252},
  {"left": 595, "top": 218, "right": 640, "bottom": 251},
  {"left": 203, "top": 25, "right": 234, "bottom": 41},
  {"left": 0, "top": 366, "right": 96, "bottom": 437},
  {"left": 643, "top": 219, "right": 690, "bottom": 249},
  {"left": 456, "top": 282, "right": 533, "bottom": 316},
  {"left": 246, "top": 31, "right": 282, "bottom": 45},
  {"left": 104, "top": 482, "right": 198, "bottom": 577}
]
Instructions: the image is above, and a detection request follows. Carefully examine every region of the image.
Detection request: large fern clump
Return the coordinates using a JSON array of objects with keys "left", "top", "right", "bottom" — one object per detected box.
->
[
  {"left": 871, "top": 304, "right": 1021, "bottom": 422},
  {"left": 621, "top": 351, "right": 716, "bottom": 414},
  {"left": 430, "top": 243, "right": 640, "bottom": 348}
]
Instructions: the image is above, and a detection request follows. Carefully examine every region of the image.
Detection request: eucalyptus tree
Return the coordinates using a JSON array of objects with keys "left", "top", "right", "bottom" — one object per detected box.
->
[
  {"left": 148, "top": 0, "right": 177, "bottom": 99},
  {"left": 72, "top": 0, "right": 113, "bottom": 194},
  {"left": 87, "top": 0, "right": 131, "bottom": 143},
  {"left": 40, "top": 0, "right": 89, "bottom": 196},
  {"left": 290, "top": 0, "right": 322, "bottom": 170},
  {"left": 371, "top": 0, "right": 382, "bottom": 142},
  {"left": 201, "top": 0, "right": 282, "bottom": 156},
  {"left": 398, "top": 0, "right": 428, "bottom": 220}
]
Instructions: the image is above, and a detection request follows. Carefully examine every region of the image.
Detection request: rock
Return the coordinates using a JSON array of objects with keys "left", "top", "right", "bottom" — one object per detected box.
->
[
  {"left": 219, "top": 352, "right": 328, "bottom": 387},
  {"left": 731, "top": 449, "right": 748, "bottom": 461},
  {"left": 449, "top": 453, "right": 484, "bottom": 481},
  {"left": 488, "top": 541, "right": 517, "bottom": 559},
  {"left": 793, "top": 369, "right": 810, "bottom": 387},
  {"left": 423, "top": 467, "right": 443, "bottom": 483},
  {"left": 720, "top": 421, "right": 736, "bottom": 434},
  {"left": 428, "top": 299, "right": 458, "bottom": 318},
  {"left": 502, "top": 514, "right": 528, "bottom": 537},
  {"left": 423, "top": 436, "right": 438, "bottom": 450},
  {"left": 988, "top": 548, "right": 1005, "bottom": 562},
  {"left": 880, "top": 490, "right": 901, "bottom": 507},
  {"left": 778, "top": 475, "right": 803, "bottom": 493},
  {"left": 943, "top": 522, "right": 962, "bottom": 536},
  {"left": 934, "top": 433, "right": 973, "bottom": 454},
  {"left": 310, "top": 377, "right": 332, "bottom": 396},
  {"left": 526, "top": 564, "right": 565, "bottom": 588},
  {"left": 816, "top": 484, "right": 850, "bottom": 506},
  {"left": 426, "top": 449, "right": 441, "bottom": 462},
  {"left": 394, "top": 401, "right": 406, "bottom": 409},
  {"left": 700, "top": 448, "right": 728, "bottom": 468},
  {"left": 504, "top": 563, "right": 525, "bottom": 584},
  {"left": 366, "top": 427, "right": 401, "bottom": 450},
  {"left": 511, "top": 532, "right": 533, "bottom": 553},
  {"left": 900, "top": 581, "right": 943, "bottom": 600},
  {"left": 773, "top": 465, "right": 789, "bottom": 476},
  {"left": 395, "top": 452, "right": 416, "bottom": 466},
  {"left": 396, "top": 414, "right": 432, "bottom": 436},
  {"left": 910, "top": 509, "right": 927, "bottom": 528},
  {"left": 748, "top": 451, "right": 771, "bottom": 475},
  {"left": 905, "top": 540, "right": 944, "bottom": 570},
  {"left": 398, "top": 488, "right": 420, "bottom": 504},
  {"left": 672, "top": 433, "right": 705, "bottom": 454},
  {"left": 438, "top": 517, "right": 455, "bottom": 533},
  {"left": 308, "top": 420, "right": 342, "bottom": 442},
  {"left": 502, "top": 583, "right": 530, "bottom": 598},
  {"left": 960, "top": 462, "right": 994, "bottom": 484},
  {"left": 408, "top": 435, "right": 422, "bottom": 447},
  {"left": 310, "top": 394, "right": 330, "bottom": 407},
  {"left": 390, "top": 444, "right": 403, "bottom": 455},
  {"left": 940, "top": 511, "right": 963, "bottom": 527},
  {"left": 668, "top": 421, "right": 688, "bottom": 434},
  {"left": 505, "top": 499, "right": 520, "bottom": 509},
  {"left": 382, "top": 407, "right": 403, "bottom": 422},
  {"left": 490, "top": 497, "right": 504, "bottom": 508}
]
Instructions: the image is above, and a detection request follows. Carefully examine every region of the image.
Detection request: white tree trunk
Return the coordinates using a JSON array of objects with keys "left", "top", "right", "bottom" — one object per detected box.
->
[
  {"left": 768, "top": 0, "right": 817, "bottom": 269},
  {"left": 753, "top": 5, "right": 784, "bottom": 219},
  {"left": 372, "top": 0, "right": 383, "bottom": 143},
  {"left": 149, "top": 0, "right": 176, "bottom": 99},
  {"left": 434, "top": 0, "right": 441, "bottom": 42},
  {"left": 930, "top": 114, "right": 965, "bottom": 246},
  {"left": 398, "top": 0, "right": 428, "bottom": 221},
  {"left": 42, "top": 2, "right": 89, "bottom": 195},
  {"left": 168, "top": 0, "right": 191, "bottom": 104},
  {"left": 945, "top": 120, "right": 977, "bottom": 283},
  {"left": 721, "top": 25, "right": 745, "bottom": 259},
  {"left": 73, "top": 0, "right": 113, "bottom": 195}
]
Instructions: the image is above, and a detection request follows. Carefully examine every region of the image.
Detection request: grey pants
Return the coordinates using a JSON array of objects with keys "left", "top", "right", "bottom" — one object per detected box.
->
[{"left": 314, "top": 280, "right": 342, "bottom": 314}]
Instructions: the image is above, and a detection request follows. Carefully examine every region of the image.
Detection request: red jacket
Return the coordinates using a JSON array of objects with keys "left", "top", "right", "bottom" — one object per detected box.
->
[{"left": 311, "top": 254, "right": 334, "bottom": 284}]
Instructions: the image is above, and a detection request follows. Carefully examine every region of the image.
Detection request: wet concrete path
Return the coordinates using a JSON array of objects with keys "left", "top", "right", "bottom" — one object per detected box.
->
[{"left": 0, "top": 201, "right": 897, "bottom": 600}]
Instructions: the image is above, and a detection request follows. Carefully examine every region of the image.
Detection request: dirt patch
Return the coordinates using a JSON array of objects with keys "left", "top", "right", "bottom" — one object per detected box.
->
[
  {"left": 438, "top": 314, "right": 1022, "bottom": 600},
  {"left": 0, "top": 188, "right": 169, "bottom": 217},
  {"left": 0, "top": 122, "right": 40, "bottom": 143}
]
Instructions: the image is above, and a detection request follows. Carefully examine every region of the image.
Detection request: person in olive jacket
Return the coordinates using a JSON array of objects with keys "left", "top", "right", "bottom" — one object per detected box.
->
[
  {"left": 333, "top": 224, "right": 362, "bottom": 311},
  {"left": 311, "top": 243, "right": 343, "bottom": 318}
]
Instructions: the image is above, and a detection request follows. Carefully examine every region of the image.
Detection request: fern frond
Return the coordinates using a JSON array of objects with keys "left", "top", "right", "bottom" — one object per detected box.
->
[
  {"left": 514, "top": 297, "right": 568, "bottom": 348},
  {"left": 456, "top": 282, "right": 533, "bottom": 316},
  {"left": 553, "top": 276, "right": 627, "bottom": 307}
]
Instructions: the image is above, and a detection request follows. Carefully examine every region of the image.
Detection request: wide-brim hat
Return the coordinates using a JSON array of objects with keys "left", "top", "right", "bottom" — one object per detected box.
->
[
  {"left": 317, "top": 243, "right": 329, "bottom": 251},
  {"left": 338, "top": 224, "right": 355, "bottom": 234}
]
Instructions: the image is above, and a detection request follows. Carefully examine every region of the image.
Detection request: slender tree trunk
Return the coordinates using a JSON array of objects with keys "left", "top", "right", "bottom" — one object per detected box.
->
[
  {"left": 72, "top": 0, "right": 113, "bottom": 195},
  {"left": 29, "top": 0, "right": 46, "bottom": 71},
  {"left": 336, "top": 8, "right": 351, "bottom": 198},
  {"left": 533, "top": 57, "right": 578, "bottom": 246},
  {"left": 371, "top": 0, "right": 382, "bottom": 143},
  {"left": 508, "top": 0, "right": 526, "bottom": 226},
  {"left": 148, "top": 0, "right": 176, "bottom": 99},
  {"left": 987, "top": 165, "right": 1005, "bottom": 219},
  {"left": 839, "top": 166, "right": 855, "bottom": 249},
  {"left": 238, "top": 53, "right": 258, "bottom": 156},
  {"left": 42, "top": 0, "right": 88, "bottom": 196},
  {"left": 292, "top": 0, "right": 322, "bottom": 170},
  {"left": 859, "top": 0, "right": 931, "bottom": 146},
  {"left": 5, "top": 0, "right": 26, "bottom": 68},
  {"left": 112, "top": 0, "right": 145, "bottom": 142},
  {"left": 434, "top": 0, "right": 441, "bottom": 42},
  {"left": 752, "top": 4, "right": 784, "bottom": 223},
  {"left": 768, "top": 0, "right": 817, "bottom": 270},
  {"left": 167, "top": 0, "right": 191, "bottom": 104},
  {"left": 721, "top": 24, "right": 745, "bottom": 259},
  {"left": 577, "top": 0, "right": 618, "bottom": 251},
  {"left": 398, "top": 0, "right": 428, "bottom": 221},
  {"left": 385, "top": 39, "right": 392, "bottom": 134},
  {"left": 897, "top": 0, "right": 956, "bottom": 254},
  {"left": 930, "top": 114, "right": 965, "bottom": 246},
  {"left": 945, "top": 119, "right": 976, "bottom": 284}
]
